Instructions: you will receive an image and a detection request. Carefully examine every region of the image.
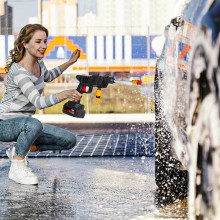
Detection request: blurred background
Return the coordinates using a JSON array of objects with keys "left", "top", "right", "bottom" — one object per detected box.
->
[{"left": 0, "top": 0, "right": 181, "bottom": 115}]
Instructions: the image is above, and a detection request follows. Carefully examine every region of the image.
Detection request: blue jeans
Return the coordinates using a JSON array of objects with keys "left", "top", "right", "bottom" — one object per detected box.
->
[{"left": 0, "top": 117, "right": 77, "bottom": 156}]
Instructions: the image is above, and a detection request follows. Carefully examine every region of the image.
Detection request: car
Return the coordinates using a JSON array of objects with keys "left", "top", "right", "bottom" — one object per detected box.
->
[{"left": 154, "top": 0, "right": 220, "bottom": 219}]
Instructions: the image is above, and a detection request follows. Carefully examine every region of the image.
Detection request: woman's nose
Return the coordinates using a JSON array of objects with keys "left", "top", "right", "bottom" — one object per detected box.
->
[{"left": 41, "top": 42, "right": 47, "bottom": 48}]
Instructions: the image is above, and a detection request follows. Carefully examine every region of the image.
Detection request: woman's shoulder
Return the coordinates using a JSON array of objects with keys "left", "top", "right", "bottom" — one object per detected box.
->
[
  {"left": 9, "top": 63, "right": 26, "bottom": 72},
  {"left": 8, "top": 63, "right": 31, "bottom": 78}
]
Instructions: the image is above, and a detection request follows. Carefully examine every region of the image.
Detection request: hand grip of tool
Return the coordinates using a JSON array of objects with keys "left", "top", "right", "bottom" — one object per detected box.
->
[{"left": 62, "top": 84, "right": 93, "bottom": 118}]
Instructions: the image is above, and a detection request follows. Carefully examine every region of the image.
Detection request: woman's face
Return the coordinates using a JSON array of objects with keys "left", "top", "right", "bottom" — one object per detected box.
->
[{"left": 23, "top": 30, "right": 47, "bottom": 59}]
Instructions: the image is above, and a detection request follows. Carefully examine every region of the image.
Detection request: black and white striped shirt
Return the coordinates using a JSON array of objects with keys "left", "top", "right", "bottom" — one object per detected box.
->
[{"left": 0, "top": 60, "right": 62, "bottom": 119}]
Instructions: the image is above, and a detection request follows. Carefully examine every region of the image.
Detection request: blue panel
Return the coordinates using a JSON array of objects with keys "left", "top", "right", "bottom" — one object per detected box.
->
[
  {"left": 68, "top": 36, "right": 86, "bottom": 53},
  {"left": 104, "top": 36, "right": 106, "bottom": 59},
  {"left": 132, "top": 36, "right": 147, "bottom": 59},
  {"left": 47, "top": 36, "right": 53, "bottom": 41},
  {"left": 122, "top": 36, "right": 125, "bottom": 59}
]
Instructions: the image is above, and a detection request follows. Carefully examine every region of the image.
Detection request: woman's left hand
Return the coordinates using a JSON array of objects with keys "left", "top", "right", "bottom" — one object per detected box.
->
[
  {"left": 59, "top": 49, "right": 81, "bottom": 73},
  {"left": 69, "top": 49, "right": 80, "bottom": 64}
]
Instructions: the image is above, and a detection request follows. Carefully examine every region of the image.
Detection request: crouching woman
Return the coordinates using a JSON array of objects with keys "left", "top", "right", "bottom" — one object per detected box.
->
[{"left": 0, "top": 24, "right": 82, "bottom": 185}]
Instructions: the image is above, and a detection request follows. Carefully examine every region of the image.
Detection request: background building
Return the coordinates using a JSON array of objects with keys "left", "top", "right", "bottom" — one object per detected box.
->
[
  {"left": 0, "top": 0, "right": 181, "bottom": 77},
  {"left": 41, "top": 0, "right": 179, "bottom": 36},
  {"left": 41, "top": 0, "right": 78, "bottom": 35},
  {"left": 0, "top": 0, "right": 13, "bottom": 35}
]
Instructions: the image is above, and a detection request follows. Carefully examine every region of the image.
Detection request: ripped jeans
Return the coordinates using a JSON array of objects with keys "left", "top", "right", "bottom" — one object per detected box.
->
[{"left": 0, "top": 117, "right": 77, "bottom": 156}]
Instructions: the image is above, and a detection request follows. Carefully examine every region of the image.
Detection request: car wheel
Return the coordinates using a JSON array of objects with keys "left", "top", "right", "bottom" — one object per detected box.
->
[
  {"left": 188, "top": 36, "right": 220, "bottom": 220},
  {"left": 189, "top": 94, "right": 220, "bottom": 220}
]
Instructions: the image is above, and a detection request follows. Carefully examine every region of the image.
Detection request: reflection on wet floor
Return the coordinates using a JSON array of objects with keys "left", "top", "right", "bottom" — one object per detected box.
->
[{"left": 0, "top": 157, "right": 187, "bottom": 220}]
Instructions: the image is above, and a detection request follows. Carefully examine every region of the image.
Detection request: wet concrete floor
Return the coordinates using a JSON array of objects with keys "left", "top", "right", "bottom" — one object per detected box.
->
[{"left": 0, "top": 157, "right": 187, "bottom": 220}]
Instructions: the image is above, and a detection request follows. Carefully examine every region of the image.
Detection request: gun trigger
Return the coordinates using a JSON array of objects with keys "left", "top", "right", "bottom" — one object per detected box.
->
[{"left": 82, "top": 85, "right": 87, "bottom": 93}]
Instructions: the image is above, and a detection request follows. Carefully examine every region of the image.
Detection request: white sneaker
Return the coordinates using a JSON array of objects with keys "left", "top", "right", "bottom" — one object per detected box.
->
[
  {"left": 6, "top": 146, "right": 29, "bottom": 166},
  {"left": 9, "top": 159, "right": 38, "bottom": 185}
]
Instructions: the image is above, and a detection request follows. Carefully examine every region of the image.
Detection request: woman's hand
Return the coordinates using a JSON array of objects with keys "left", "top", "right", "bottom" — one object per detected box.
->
[
  {"left": 59, "top": 49, "right": 81, "bottom": 73},
  {"left": 57, "top": 89, "right": 82, "bottom": 102},
  {"left": 71, "top": 90, "right": 82, "bottom": 102},
  {"left": 69, "top": 49, "right": 80, "bottom": 64}
]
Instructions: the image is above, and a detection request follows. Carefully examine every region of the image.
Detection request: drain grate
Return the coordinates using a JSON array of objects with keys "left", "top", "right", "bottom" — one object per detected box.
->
[{"left": 0, "top": 133, "right": 154, "bottom": 158}]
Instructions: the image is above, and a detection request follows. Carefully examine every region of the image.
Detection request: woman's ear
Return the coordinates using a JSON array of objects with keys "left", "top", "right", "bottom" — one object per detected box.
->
[{"left": 23, "top": 42, "right": 28, "bottom": 49}]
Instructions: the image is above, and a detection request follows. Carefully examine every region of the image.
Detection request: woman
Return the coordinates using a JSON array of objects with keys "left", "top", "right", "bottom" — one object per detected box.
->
[{"left": 0, "top": 24, "right": 82, "bottom": 185}]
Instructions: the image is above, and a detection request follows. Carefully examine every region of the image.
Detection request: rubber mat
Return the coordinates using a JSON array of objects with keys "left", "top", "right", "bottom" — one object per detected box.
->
[{"left": 0, "top": 133, "right": 154, "bottom": 158}]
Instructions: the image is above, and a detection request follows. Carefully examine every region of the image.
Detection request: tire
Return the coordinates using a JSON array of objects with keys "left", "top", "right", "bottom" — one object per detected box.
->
[
  {"left": 188, "top": 94, "right": 220, "bottom": 220},
  {"left": 188, "top": 36, "right": 220, "bottom": 220}
]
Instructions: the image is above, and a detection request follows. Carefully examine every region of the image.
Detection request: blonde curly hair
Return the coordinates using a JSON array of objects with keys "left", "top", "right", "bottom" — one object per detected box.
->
[{"left": 5, "top": 24, "right": 48, "bottom": 73}]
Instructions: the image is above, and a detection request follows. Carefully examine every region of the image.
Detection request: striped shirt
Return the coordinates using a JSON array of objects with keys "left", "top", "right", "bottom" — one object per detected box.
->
[{"left": 0, "top": 60, "right": 62, "bottom": 119}]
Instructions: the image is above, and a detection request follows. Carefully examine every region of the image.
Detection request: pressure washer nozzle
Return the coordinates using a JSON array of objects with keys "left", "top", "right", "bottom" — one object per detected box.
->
[
  {"left": 96, "top": 98, "right": 101, "bottom": 103},
  {"left": 96, "top": 89, "right": 102, "bottom": 103},
  {"left": 131, "top": 80, "right": 142, "bottom": 85}
]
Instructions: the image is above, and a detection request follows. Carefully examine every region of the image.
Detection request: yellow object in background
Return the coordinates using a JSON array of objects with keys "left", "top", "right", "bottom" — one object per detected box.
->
[{"left": 141, "top": 75, "right": 155, "bottom": 84}]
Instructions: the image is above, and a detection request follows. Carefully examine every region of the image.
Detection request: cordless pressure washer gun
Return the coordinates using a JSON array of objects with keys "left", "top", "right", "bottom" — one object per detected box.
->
[{"left": 63, "top": 75, "right": 115, "bottom": 118}]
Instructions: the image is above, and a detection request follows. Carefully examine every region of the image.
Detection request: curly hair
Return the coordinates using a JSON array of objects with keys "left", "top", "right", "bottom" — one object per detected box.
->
[{"left": 5, "top": 24, "right": 48, "bottom": 73}]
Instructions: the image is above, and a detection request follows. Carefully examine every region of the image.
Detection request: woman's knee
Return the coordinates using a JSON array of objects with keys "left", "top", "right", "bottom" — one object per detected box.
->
[
  {"left": 65, "top": 133, "right": 77, "bottom": 150},
  {"left": 25, "top": 117, "right": 43, "bottom": 134}
]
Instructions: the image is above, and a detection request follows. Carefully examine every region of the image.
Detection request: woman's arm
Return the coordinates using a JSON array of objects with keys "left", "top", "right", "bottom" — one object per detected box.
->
[
  {"left": 14, "top": 72, "right": 81, "bottom": 109},
  {"left": 42, "top": 49, "right": 81, "bottom": 82},
  {"left": 58, "top": 49, "right": 80, "bottom": 73}
]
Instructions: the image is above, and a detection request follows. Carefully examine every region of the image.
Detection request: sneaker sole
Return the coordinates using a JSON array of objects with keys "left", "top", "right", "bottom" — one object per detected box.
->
[{"left": 9, "top": 173, "right": 38, "bottom": 185}]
